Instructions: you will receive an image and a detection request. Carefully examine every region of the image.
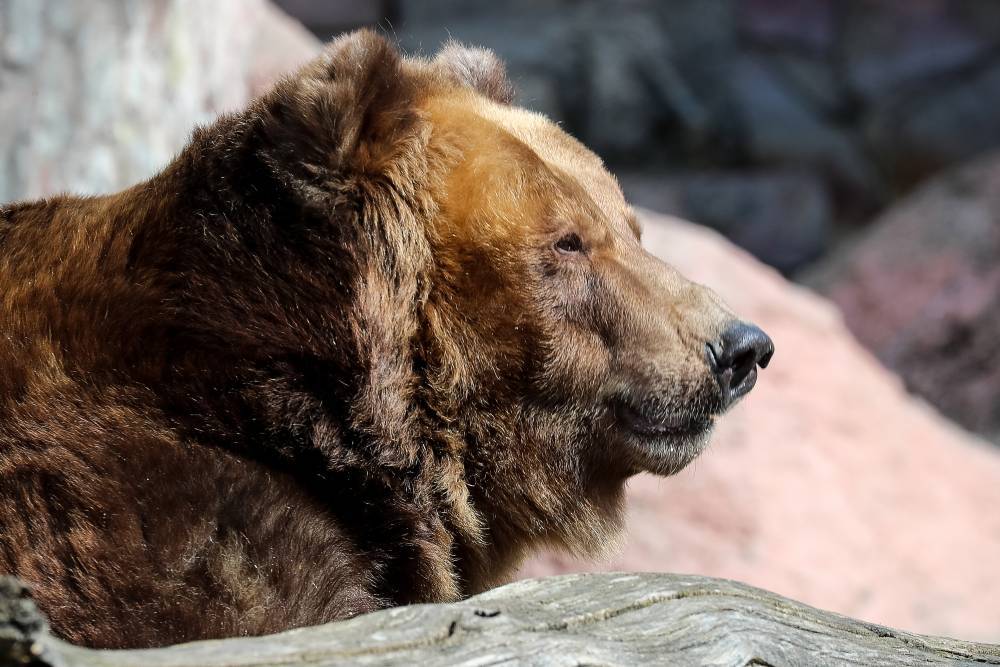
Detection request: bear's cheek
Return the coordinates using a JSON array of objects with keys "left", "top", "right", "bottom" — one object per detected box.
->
[{"left": 531, "top": 324, "right": 612, "bottom": 401}]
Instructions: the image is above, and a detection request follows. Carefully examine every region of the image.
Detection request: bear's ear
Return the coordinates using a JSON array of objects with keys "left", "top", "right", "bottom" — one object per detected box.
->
[
  {"left": 434, "top": 41, "right": 515, "bottom": 105},
  {"left": 260, "top": 29, "right": 418, "bottom": 175}
]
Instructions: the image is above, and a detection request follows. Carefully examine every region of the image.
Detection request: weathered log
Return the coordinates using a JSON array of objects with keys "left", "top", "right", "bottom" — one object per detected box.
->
[{"left": 3, "top": 573, "right": 998, "bottom": 667}]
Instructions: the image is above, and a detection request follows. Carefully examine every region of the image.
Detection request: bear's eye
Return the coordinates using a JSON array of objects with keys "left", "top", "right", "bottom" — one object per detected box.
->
[{"left": 554, "top": 233, "right": 585, "bottom": 255}]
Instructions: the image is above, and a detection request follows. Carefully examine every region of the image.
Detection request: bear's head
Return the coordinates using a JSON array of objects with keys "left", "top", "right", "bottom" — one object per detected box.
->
[
  {"left": 242, "top": 31, "right": 774, "bottom": 589},
  {"left": 420, "top": 45, "right": 773, "bottom": 570}
]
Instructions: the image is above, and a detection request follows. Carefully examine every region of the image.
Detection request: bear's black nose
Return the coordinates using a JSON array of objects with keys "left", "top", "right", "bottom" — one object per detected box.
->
[{"left": 707, "top": 321, "right": 774, "bottom": 406}]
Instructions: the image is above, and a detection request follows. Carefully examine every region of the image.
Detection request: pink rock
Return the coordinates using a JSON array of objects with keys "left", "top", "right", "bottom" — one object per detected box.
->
[
  {"left": 812, "top": 152, "right": 1000, "bottom": 439},
  {"left": 521, "top": 211, "right": 1000, "bottom": 642}
]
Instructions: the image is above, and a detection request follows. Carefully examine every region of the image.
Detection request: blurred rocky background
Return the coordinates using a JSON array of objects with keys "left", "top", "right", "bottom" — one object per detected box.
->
[{"left": 4, "top": 0, "right": 1000, "bottom": 641}]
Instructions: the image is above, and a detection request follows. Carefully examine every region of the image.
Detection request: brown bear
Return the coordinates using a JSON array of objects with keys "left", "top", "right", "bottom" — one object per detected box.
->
[{"left": 0, "top": 31, "right": 772, "bottom": 649}]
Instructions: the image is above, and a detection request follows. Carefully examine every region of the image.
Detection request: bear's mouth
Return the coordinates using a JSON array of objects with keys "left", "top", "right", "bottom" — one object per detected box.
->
[
  {"left": 614, "top": 401, "right": 713, "bottom": 439},
  {"left": 611, "top": 399, "right": 717, "bottom": 475}
]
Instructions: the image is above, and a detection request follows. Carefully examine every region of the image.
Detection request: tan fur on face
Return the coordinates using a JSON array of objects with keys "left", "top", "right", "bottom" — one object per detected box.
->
[{"left": 424, "top": 91, "right": 636, "bottom": 241}]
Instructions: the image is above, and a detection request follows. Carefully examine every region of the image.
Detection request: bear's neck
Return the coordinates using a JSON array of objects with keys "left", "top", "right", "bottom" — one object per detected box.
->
[{"left": 123, "top": 117, "right": 511, "bottom": 606}]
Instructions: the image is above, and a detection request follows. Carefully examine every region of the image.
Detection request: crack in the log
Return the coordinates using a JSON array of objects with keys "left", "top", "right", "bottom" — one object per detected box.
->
[
  {"left": 235, "top": 617, "right": 466, "bottom": 664},
  {"left": 524, "top": 584, "right": 790, "bottom": 633},
  {"left": 519, "top": 580, "right": 1000, "bottom": 664},
  {"left": 528, "top": 592, "right": 678, "bottom": 632},
  {"left": 225, "top": 607, "right": 513, "bottom": 664}
]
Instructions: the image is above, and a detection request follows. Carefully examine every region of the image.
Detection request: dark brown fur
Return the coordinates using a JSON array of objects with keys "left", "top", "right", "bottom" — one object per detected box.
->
[{"left": 0, "top": 31, "right": 741, "bottom": 648}]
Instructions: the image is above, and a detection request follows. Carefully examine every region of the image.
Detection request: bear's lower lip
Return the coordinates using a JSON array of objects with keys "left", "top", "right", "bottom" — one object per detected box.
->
[
  {"left": 613, "top": 409, "right": 715, "bottom": 476},
  {"left": 614, "top": 402, "right": 712, "bottom": 439}
]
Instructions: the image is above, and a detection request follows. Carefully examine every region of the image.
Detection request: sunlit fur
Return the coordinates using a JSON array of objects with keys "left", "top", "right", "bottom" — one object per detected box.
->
[{"left": 0, "top": 30, "right": 736, "bottom": 649}]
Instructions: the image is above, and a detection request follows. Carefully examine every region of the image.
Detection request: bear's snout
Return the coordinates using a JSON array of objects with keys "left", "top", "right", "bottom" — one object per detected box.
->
[{"left": 706, "top": 321, "right": 774, "bottom": 408}]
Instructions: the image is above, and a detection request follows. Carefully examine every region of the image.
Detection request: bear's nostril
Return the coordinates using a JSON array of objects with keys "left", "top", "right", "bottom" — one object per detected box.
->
[
  {"left": 709, "top": 321, "right": 774, "bottom": 406},
  {"left": 730, "top": 349, "right": 757, "bottom": 388}
]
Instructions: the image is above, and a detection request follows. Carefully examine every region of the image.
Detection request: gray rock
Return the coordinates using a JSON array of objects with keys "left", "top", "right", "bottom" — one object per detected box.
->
[
  {"left": 1, "top": 0, "right": 45, "bottom": 67},
  {"left": 759, "top": 51, "right": 844, "bottom": 116},
  {"left": 396, "top": 0, "right": 560, "bottom": 24},
  {"left": 866, "top": 58, "right": 1000, "bottom": 185},
  {"left": 0, "top": 0, "right": 321, "bottom": 204},
  {"left": 844, "top": 2, "right": 988, "bottom": 104},
  {"left": 509, "top": 72, "right": 562, "bottom": 121},
  {"left": 955, "top": 0, "right": 1000, "bottom": 42},
  {"left": 650, "top": 0, "right": 738, "bottom": 139},
  {"left": 729, "top": 55, "right": 878, "bottom": 195},
  {"left": 577, "top": 6, "right": 708, "bottom": 159},
  {"left": 738, "top": 0, "right": 836, "bottom": 54}
]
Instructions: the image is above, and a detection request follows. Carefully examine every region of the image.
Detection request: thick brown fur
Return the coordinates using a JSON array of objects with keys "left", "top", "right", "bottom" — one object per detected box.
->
[{"left": 0, "top": 31, "right": 742, "bottom": 648}]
